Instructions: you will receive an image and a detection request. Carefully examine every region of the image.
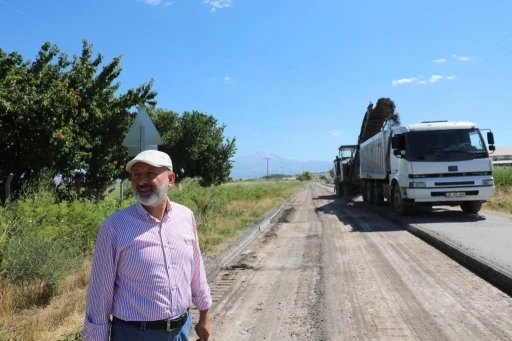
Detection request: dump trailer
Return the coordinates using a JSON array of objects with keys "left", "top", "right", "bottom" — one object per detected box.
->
[
  {"left": 333, "top": 98, "right": 397, "bottom": 196},
  {"left": 360, "top": 118, "right": 496, "bottom": 215}
]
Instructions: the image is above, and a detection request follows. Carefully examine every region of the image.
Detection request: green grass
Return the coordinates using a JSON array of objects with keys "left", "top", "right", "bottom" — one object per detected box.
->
[
  {"left": 0, "top": 178, "right": 304, "bottom": 297},
  {"left": 493, "top": 166, "right": 512, "bottom": 187},
  {"left": 0, "top": 177, "right": 306, "bottom": 340}
]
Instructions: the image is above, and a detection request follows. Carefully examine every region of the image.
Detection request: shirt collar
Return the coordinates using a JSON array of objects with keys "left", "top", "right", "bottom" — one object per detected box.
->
[{"left": 135, "top": 198, "right": 173, "bottom": 221}]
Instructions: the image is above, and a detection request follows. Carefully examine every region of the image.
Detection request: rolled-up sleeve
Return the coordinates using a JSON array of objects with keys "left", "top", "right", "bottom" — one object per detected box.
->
[
  {"left": 190, "top": 212, "right": 212, "bottom": 311},
  {"left": 82, "top": 221, "right": 117, "bottom": 341}
]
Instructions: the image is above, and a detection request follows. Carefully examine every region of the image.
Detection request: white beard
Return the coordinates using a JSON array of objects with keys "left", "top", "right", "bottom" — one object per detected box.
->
[{"left": 133, "top": 182, "right": 169, "bottom": 207}]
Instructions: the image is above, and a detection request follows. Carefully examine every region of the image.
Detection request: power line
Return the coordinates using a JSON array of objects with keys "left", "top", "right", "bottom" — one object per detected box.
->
[
  {"left": 414, "top": 31, "right": 512, "bottom": 111},
  {"left": 457, "top": 37, "right": 512, "bottom": 84},
  {"left": 452, "top": 32, "right": 512, "bottom": 91},
  {"left": 0, "top": 0, "right": 42, "bottom": 24},
  {"left": 0, "top": 20, "right": 23, "bottom": 35}
]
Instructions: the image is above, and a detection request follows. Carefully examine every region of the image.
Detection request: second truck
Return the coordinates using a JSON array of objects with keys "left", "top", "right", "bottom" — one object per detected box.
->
[{"left": 334, "top": 98, "right": 496, "bottom": 215}]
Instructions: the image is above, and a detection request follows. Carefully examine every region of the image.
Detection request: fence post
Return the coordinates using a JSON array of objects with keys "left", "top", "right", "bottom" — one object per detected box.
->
[
  {"left": 120, "top": 179, "right": 124, "bottom": 203},
  {"left": 5, "top": 173, "right": 14, "bottom": 203}
]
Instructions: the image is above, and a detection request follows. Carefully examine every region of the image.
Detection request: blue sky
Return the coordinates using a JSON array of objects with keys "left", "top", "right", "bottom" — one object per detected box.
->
[{"left": 1, "top": 0, "right": 511, "bottom": 163}]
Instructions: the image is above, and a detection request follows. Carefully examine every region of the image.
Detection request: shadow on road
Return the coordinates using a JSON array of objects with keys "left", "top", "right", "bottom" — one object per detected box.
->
[
  {"left": 314, "top": 193, "right": 486, "bottom": 232},
  {"left": 314, "top": 195, "right": 403, "bottom": 232}
]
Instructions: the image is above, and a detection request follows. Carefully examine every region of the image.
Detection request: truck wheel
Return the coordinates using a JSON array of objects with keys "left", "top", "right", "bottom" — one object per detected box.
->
[
  {"left": 362, "top": 182, "right": 368, "bottom": 202},
  {"left": 393, "top": 186, "right": 409, "bottom": 216},
  {"left": 366, "top": 181, "right": 374, "bottom": 205},
  {"left": 344, "top": 183, "right": 350, "bottom": 196},
  {"left": 373, "top": 182, "right": 384, "bottom": 206},
  {"left": 337, "top": 183, "right": 345, "bottom": 197},
  {"left": 460, "top": 201, "right": 482, "bottom": 214}
]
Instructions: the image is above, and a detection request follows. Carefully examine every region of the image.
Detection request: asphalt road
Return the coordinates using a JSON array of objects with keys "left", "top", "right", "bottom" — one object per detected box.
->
[{"left": 190, "top": 181, "right": 512, "bottom": 340}]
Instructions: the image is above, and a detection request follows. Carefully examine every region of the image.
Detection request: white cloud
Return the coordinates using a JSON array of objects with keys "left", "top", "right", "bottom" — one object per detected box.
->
[
  {"left": 223, "top": 76, "right": 235, "bottom": 84},
  {"left": 331, "top": 130, "right": 342, "bottom": 136},
  {"left": 140, "top": 0, "right": 172, "bottom": 6},
  {"left": 143, "top": 0, "right": 161, "bottom": 5},
  {"left": 433, "top": 58, "right": 446, "bottom": 64},
  {"left": 430, "top": 75, "right": 444, "bottom": 83},
  {"left": 392, "top": 77, "right": 417, "bottom": 86},
  {"left": 204, "top": 0, "right": 233, "bottom": 11},
  {"left": 451, "top": 54, "right": 472, "bottom": 61},
  {"left": 392, "top": 74, "right": 456, "bottom": 85}
]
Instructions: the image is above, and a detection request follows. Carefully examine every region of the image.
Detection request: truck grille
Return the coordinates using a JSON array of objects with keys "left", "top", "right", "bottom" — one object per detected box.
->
[{"left": 434, "top": 181, "right": 475, "bottom": 186}]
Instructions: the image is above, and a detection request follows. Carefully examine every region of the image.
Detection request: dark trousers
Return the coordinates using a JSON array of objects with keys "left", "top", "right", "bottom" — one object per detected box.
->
[{"left": 110, "top": 313, "right": 192, "bottom": 341}]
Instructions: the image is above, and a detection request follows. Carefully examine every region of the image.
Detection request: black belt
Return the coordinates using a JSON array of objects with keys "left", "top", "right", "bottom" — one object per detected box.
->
[{"left": 113, "top": 309, "right": 189, "bottom": 331}]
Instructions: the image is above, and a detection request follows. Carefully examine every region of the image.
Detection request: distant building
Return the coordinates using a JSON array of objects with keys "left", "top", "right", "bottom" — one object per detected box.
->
[{"left": 491, "top": 147, "right": 512, "bottom": 167}]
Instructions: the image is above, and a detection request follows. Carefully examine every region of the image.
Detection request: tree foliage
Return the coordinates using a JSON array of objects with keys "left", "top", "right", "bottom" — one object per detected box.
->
[
  {"left": 152, "top": 109, "right": 237, "bottom": 186},
  {"left": 1, "top": 40, "right": 237, "bottom": 201},
  {"left": 0, "top": 40, "right": 157, "bottom": 201},
  {"left": 296, "top": 171, "right": 313, "bottom": 181}
]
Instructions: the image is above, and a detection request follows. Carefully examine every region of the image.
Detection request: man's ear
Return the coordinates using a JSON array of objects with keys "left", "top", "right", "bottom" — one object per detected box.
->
[{"left": 168, "top": 172, "right": 176, "bottom": 186}]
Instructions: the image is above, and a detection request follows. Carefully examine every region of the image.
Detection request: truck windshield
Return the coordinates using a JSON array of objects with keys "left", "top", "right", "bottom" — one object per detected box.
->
[{"left": 406, "top": 128, "right": 488, "bottom": 161}]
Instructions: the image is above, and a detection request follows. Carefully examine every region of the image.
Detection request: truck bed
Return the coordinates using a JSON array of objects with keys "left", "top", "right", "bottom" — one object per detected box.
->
[{"left": 360, "top": 127, "right": 392, "bottom": 180}]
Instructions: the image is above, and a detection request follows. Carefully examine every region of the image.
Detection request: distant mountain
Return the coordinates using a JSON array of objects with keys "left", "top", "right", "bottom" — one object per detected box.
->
[{"left": 230, "top": 152, "right": 332, "bottom": 180}]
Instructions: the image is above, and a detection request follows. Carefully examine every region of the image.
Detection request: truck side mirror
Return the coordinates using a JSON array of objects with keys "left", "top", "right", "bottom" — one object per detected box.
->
[
  {"left": 487, "top": 132, "right": 495, "bottom": 145},
  {"left": 489, "top": 145, "right": 496, "bottom": 151},
  {"left": 391, "top": 136, "right": 397, "bottom": 149},
  {"left": 393, "top": 149, "right": 401, "bottom": 157}
]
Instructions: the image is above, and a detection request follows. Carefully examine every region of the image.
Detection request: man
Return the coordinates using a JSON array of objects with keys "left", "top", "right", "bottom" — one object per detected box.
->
[{"left": 82, "top": 150, "right": 212, "bottom": 341}]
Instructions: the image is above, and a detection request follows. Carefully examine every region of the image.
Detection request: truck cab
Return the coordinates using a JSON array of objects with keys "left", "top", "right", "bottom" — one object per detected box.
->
[
  {"left": 389, "top": 121, "right": 495, "bottom": 214},
  {"left": 333, "top": 145, "right": 359, "bottom": 196}
]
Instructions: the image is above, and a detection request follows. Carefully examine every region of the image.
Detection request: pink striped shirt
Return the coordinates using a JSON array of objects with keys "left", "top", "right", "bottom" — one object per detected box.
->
[{"left": 82, "top": 199, "right": 212, "bottom": 341}]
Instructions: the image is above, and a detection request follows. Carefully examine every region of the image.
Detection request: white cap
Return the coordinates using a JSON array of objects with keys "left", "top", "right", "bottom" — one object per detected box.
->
[{"left": 126, "top": 150, "right": 173, "bottom": 172}]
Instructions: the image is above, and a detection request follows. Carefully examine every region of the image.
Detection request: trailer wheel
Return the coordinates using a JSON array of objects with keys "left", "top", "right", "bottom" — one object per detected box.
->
[
  {"left": 393, "top": 185, "right": 409, "bottom": 216},
  {"left": 460, "top": 201, "right": 482, "bottom": 214}
]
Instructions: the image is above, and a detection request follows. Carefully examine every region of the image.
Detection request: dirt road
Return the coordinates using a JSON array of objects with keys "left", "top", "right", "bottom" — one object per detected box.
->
[{"left": 195, "top": 181, "right": 512, "bottom": 340}]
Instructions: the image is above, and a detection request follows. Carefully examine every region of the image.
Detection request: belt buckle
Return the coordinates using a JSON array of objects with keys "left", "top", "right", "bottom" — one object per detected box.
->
[
  {"left": 166, "top": 319, "right": 174, "bottom": 332},
  {"left": 166, "top": 311, "right": 186, "bottom": 331}
]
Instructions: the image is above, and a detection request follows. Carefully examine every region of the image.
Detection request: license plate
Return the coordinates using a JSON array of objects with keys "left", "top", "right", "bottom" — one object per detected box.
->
[{"left": 446, "top": 192, "right": 465, "bottom": 198}]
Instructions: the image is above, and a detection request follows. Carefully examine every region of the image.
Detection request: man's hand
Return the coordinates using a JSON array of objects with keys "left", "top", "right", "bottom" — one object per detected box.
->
[{"left": 195, "top": 309, "right": 211, "bottom": 341}]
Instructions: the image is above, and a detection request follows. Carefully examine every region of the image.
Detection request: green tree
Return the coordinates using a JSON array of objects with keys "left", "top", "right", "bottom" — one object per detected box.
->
[
  {"left": 153, "top": 110, "right": 236, "bottom": 186},
  {"left": 0, "top": 40, "right": 157, "bottom": 201},
  {"left": 296, "top": 171, "right": 313, "bottom": 181}
]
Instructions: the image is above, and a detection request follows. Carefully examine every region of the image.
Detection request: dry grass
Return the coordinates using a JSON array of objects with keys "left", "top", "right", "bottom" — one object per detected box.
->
[
  {"left": 225, "top": 197, "right": 276, "bottom": 215},
  {"left": 484, "top": 186, "right": 512, "bottom": 213},
  {"left": 0, "top": 261, "right": 91, "bottom": 341}
]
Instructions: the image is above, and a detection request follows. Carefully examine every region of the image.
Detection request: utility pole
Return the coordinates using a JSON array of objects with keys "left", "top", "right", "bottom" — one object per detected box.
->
[{"left": 264, "top": 157, "right": 270, "bottom": 180}]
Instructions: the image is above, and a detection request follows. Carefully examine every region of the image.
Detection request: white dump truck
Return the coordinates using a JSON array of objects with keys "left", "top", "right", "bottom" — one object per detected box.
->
[{"left": 360, "top": 118, "right": 496, "bottom": 215}]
